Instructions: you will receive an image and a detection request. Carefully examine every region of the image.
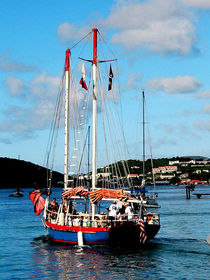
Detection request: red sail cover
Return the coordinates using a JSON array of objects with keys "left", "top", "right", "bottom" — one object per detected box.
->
[
  {"left": 62, "top": 186, "right": 85, "bottom": 199},
  {"left": 29, "top": 189, "right": 45, "bottom": 216}
]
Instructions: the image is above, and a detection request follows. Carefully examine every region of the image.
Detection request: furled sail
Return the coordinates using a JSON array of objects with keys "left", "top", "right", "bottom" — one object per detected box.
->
[{"left": 88, "top": 189, "right": 132, "bottom": 204}]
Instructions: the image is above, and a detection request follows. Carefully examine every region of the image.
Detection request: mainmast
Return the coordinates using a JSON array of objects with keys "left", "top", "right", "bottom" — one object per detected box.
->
[
  {"left": 64, "top": 49, "right": 70, "bottom": 190},
  {"left": 78, "top": 28, "right": 116, "bottom": 217},
  {"left": 91, "top": 28, "right": 98, "bottom": 217}
]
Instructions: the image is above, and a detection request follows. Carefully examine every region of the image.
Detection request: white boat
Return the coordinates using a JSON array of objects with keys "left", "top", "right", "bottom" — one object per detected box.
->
[{"left": 30, "top": 28, "right": 160, "bottom": 246}]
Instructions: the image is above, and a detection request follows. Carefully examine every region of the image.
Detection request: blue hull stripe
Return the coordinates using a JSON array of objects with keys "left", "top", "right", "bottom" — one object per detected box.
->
[{"left": 48, "top": 228, "right": 109, "bottom": 244}]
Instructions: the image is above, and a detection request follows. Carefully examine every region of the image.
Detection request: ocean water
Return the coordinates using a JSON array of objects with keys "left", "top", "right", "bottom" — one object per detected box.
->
[{"left": 1, "top": 185, "right": 210, "bottom": 280}]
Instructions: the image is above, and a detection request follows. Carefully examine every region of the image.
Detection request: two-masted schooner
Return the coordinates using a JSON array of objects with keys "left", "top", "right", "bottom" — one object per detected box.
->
[{"left": 30, "top": 28, "right": 160, "bottom": 246}]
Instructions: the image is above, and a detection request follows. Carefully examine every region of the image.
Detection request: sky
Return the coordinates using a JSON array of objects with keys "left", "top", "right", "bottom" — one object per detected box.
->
[{"left": 0, "top": 0, "right": 210, "bottom": 173}]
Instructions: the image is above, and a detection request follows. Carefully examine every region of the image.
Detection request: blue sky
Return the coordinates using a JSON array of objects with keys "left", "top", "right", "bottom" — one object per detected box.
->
[{"left": 0, "top": 0, "right": 210, "bottom": 172}]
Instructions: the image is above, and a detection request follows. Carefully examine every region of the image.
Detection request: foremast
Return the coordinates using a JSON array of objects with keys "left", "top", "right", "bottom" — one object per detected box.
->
[{"left": 64, "top": 49, "right": 71, "bottom": 190}]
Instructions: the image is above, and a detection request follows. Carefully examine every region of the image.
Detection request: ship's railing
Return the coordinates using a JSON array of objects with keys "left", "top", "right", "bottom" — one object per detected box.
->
[
  {"left": 143, "top": 212, "right": 160, "bottom": 225},
  {"left": 45, "top": 208, "right": 160, "bottom": 227}
]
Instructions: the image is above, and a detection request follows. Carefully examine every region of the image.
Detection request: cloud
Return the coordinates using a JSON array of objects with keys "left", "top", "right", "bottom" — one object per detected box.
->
[
  {"left": 0, "top": 53, "right": 37, "bottom": 72},
  {"left": 104, "top": 0, "right": 197, "bottom": 55},
  {"left": 145, "top": 75, "right": 202, "bottom": 94},
  {"left": 154, "top": 136, "right": 177, "bottom": 147},
  {"left": 4, "top": 72, "right": 60, "bottom": 102},
  {"left": 181, "top": 0, "right": 210, "bottom": 9},
  {"left": 30, "top": 72, "right": 60, "bottom": 100},
  {"left": 125, "top": 72, "right": 143, "bottom": 91},
  {"left": 4, "top": 76, "right": 26, "bottom": 97},
  {"left": 1, "top": 72, "right": 62, "bottom": 139},
  {"left": 202, "top": 102, "right": 210, "bottom": 114},
  {"left": 194, "top": 120, "right": 210, "bottom": 131},
  {"left": 1, "top": 70, "right": 92, "bottom": 141},
  {"left": 56, "top": 0, "right": 199, "bottom": 56},
  {"left": 195, "top": 90, "right": 210, "bottom": 99},
  {"left": 57, "top": 23, "right": 90, "bottom": 42}
]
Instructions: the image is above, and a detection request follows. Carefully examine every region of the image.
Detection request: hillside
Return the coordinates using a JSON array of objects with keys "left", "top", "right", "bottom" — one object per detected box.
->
[
  {"left": 1, "top": 156, "right": 209, "bottom": 189},
  {"left": 0, "top": 157, "right": 63, "bottom": 189}
]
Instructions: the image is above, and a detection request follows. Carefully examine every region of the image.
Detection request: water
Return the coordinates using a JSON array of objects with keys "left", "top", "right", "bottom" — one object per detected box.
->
[{"left": 1, "top": 185, "right": 210, "bottom": 279}]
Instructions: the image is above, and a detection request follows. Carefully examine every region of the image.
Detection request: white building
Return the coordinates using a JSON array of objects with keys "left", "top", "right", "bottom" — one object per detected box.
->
[
  {"left": 169, "top": 160, "right": 179, "bottom": 165},
  {"left": 153, "top": 166, "right": 177, "bottom": 174},
  {"left": 160, "top": 174, "right": 174, "bottom": 180}
]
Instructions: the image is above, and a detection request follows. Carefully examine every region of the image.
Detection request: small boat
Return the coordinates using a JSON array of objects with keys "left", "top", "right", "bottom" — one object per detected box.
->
[
  {"left": 29, "top": 28, "right": 160, "bottom": 246},
  {"left": 9, "top": 188, "right": 24, "bottom": 197}
]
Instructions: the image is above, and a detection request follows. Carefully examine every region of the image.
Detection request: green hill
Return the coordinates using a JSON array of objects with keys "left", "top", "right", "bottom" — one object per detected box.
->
[{"left": 0, "top": 157, "right": 63, "bottom": 189}]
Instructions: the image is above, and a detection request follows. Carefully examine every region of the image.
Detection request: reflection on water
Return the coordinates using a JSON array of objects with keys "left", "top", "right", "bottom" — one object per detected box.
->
[{"left": 31, "top": 236, "right": 159, "bottom": 279}]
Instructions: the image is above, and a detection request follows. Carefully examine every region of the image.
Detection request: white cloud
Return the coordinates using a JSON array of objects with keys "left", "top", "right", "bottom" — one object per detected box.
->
[
  {"left": 181, "top": 0, "right": 210, "bottom": 9},
  {"left": 104, "top": 0, "right": 197, "bottom": 55},
  {"left": 56, "top": 0, "right": 199, "bottom": 56},
  {"left": 195, "top": 90, "right": 210, "bottom": 99},
  {"left": 145, "top": 75, "right": 202, "bottom": 93}
]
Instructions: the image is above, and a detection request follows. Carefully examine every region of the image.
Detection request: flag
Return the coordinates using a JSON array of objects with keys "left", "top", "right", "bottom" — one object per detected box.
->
[
  {"left": 80, "top": 63, "right": 88, "bottom": 90},
  {"left": 29, "top": 189, "right": 45, "bottom": 216},
  {"left": 139, "top": 218, "right": 147, "bottom": 244},
  {"left": 108, "top": 65, "right": 113, "bottom": 91}
]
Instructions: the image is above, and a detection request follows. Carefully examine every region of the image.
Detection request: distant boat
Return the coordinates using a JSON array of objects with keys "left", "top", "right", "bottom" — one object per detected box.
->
[
  {"left": 131, "top": 91, "right": 158, "bottom": 206},
  {"left": 9, "top": 188, "right": 24, "bottom": 197},
  {"left": 30, "top": 28, "right": 160, "bottom": 246}
]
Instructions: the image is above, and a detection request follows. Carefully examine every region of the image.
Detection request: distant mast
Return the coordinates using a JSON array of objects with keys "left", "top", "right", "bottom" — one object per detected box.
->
[
  {"left": 92, "top": 28, "right": 98, "bottom": 217},
  {"left": 142, "top": 91, "right": 145, "bottom": 182},
  {"left": 64, "top": 49, "right": 70, "bottom": 190}
]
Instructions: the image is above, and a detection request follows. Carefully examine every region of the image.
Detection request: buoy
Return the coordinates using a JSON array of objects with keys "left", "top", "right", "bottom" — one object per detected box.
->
[
  {"left": 78, "top": 231, "right": 84, "bottom": 246},
  {"left": 206, "top": 235, "right": 210, "bottom": 245}
]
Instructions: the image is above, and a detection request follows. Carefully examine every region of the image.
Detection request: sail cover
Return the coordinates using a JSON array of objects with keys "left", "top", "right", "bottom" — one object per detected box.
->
[
  {"left": 29, "top": 189, "right": 45, "bottom": 216},
  {"left": 88, "top": 189, "right": 131, "bottom": 204},
  {"left": 62, "top": 186, "right": 86, "bottom": 199}
]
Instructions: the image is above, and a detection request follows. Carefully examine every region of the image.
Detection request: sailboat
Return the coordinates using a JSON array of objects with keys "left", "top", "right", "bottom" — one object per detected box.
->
[
  {"left": 29, "top": 28, "right": 160, "bottom": 246},
  {"left": 131, "top": 91, "right": 158, "bottom": 205}
]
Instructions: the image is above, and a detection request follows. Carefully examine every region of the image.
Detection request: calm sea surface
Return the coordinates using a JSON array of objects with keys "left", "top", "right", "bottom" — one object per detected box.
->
[{"left": 1, "top": 185, "right": 210, "bottom": 279}]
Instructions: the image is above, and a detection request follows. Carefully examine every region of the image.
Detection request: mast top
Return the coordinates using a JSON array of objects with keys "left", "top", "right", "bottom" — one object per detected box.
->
[
  {"left": 65, "top": 49, "right": 70, "bottom": 71},
  {"left": 92, "top": 29, "right": 98, "bottom": 65},
  {"left": 92, "top": 28, "right": 98, "bottom": 32}
]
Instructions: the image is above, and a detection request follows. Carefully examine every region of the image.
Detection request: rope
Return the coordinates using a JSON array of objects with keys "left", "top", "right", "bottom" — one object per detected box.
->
[{"left": 69, "top": 31, "right": 92, "bottom": 51}]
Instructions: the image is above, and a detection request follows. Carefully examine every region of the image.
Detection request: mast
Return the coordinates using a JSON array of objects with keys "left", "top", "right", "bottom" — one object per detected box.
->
[
  {"left": 91, "top": 28, "right": 98, "bottom": 217},
  {"left": 88, "top": 125, "right": 90, "bottom": 191},
  {"left": 142, "top": 91, "right": 146, "bottom": 189},
  {"left": 64, "top": 49, "right": 70, "bottom": 190},
  {"left": 142, "top": 91, "right": 145, "bottom": 181}
]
